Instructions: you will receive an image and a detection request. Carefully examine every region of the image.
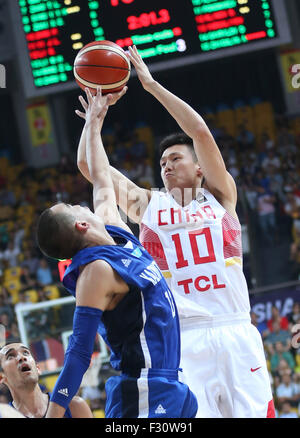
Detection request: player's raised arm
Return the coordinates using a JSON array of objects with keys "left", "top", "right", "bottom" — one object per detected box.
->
[
  {"left": 76, "top": 90, "right": 151, "bottom": 224},
  {"left": 78, "top": 87, "right": 130, "bottom": 231},
  {"left": 76, "top": 86, "right": 127, "bottom": 184},
  {"left": 127, "top": 45, "right": 237, "bottom": 213}
]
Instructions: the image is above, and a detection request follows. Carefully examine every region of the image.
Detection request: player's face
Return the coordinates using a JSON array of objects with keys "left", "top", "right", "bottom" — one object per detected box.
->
[
  {"left": 160, "top": 145, "right": 201, "bottom": 192},
  {"left": 0, "top": 344, "right": 40, "bottom": 388},
  {"left": 51, "top": 202, "right": 92, "bottom": 217},
  {"left": 51, "top": 202, "right": 104, "bottom": 227}
]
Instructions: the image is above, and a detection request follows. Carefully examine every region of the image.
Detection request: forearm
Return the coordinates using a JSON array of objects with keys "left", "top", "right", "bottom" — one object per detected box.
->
[
  {"left": 145, "top": 81, "right": 207, "bottom": 139},
  {"left": 47, "top": 306, "right": 102, "bottom": 418},
  {"left": 77, "top": 123, "right": 92, "bottom": 183},
  {"left": 86, "top": 118, "right": 110, "bottom": 182}
]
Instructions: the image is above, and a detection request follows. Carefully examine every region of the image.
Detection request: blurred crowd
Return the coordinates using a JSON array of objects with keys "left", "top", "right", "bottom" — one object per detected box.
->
[
  {"left": 251, "top": 303, "right": 300, "bottom": 418},
  {"left": 0, "top": 101, "right": 299, "bottom": 416}
]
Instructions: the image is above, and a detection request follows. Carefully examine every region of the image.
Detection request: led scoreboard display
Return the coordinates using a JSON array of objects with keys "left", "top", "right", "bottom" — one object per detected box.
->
[{"left": 10, "top": 0, "right": 291, "bottom": 97}]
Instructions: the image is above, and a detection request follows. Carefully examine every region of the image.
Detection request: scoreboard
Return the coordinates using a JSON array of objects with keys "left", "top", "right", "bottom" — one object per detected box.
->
[{"left": 9, "top": 0, "right": 291, "bottom": 97}]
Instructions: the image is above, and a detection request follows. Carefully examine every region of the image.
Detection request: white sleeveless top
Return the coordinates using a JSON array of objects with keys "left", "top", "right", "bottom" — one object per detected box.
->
[{"left": 140, "top": 189, "right": 250, "bottom": 319}]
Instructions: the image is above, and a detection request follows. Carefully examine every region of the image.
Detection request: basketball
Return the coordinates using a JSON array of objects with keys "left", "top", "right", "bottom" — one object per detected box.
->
[{"left": 73, "top": 40, "right": 131, "bottom": 95}]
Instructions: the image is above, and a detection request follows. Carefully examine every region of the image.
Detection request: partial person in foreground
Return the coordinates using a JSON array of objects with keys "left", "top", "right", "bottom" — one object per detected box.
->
[
  {"left": 0, "top": 403, "right": 25, "bottom": 418},
  {"left": 77, "top": 46, "right": 275, "bottom": 418},
  {"left": 0, "top": 343, "right": 93, "bottom": 418},
  {"left": 36, "top": 87, "right": 197, "bottom": 418}
]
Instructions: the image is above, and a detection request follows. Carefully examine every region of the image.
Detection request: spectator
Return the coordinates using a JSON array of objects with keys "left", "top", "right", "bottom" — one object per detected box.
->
[
  {"left": 276, "top": 374, "right": 300, "bottom": 408},
  {"left": 36, "top": 258, "right": 53, "bottom": 286},
  {"left": 273, "top": 359, "right": 294, "bottom": 389},
  {"left": 289, "top": 229, "right": 300, "bottom": 280},
  {"left": 0, "top": 313, "right": 13, "bottom": 343},
  {"left": 19, "top": 266, "right": 37, "bottom": 292},
  {"left": 130, "top": 132, "right": 147, "bottom": 159},
  {"left": 256, "top": 186, "right": 277, "bottom": 244},
  {"left": 253, "top": 169, "right": 270, "bottom": 191},
  {"left": 278, "top": 401, "right": 298, "bottom": 418},
  {"left": 265, "top": 320, "right": 291, "bottom": 349},
  {"left": 287, "top": 302, "right": 300, "bottom": 328},
  {"left": 36, "top": 285, "right": 50, "bottom": 302},
  {"left": 0, "top": 225, "right": 9, "bottom": 252},
  {"left": 0, "top": 186, "right": 16, "bottom": 207},
  {"left": 241, "top": 174, "right": 258, "bottom": 211},
  {"left": 0, "top": 287, "right": 13, "bottom": 319},
  {"left": 20, "top": 248, "right": 40, "bottom": 276},
  {"left": 6, "top": 322, "right": 20, "bottom": 343},
  {"left": 267, "top": 306, "right": 289, "bottom": 332},
  {"left": 261, "top": 150, "right": 281, "bottom": 171},
  {"left": 270, "top": 341, "right": 295, "bottom": 373},
  {"left": 2, "top": 240, "right": 21, "bottom": 268},
  {"left": 14, "top": 291, "right": 32, "bottom": 315},
  {"left": 12, "top": 223, "right": 25, "bottom": 251},
  {"left": 236, "top": 123, "right": 255, "bottom": 150},
  {"left": 283, "top": 191, "right": 300, "bottom": 225}
]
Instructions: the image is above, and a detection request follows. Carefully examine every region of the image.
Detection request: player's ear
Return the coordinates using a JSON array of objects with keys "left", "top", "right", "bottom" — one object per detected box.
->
[
  {"left": 75, "top": 221, "right": 90, "bottom": 233},
  {"left": 36, "top": 363, "right": 42, "bottom": 377},
  {"left": 196, "top": 164, "right": 203, "bottom": 177}
]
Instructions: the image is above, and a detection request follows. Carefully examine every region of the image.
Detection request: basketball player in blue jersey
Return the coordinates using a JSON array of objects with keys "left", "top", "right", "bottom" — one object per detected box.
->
[
  {"left": 36, "top": 87, "right": 197, "bottom": 418},
  {"left": 0, "top": 343, "right": 93, "bottom": 418}
]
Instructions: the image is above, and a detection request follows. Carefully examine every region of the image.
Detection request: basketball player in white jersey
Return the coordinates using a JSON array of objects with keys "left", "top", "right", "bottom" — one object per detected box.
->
[{"left": 76, "top": 46, "right": 275, "bottom": 418}]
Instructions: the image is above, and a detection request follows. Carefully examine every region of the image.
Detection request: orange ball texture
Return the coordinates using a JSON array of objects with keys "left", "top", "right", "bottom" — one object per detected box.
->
[{"left": 74, "top": 40, "right": 131, "bottom": 95}]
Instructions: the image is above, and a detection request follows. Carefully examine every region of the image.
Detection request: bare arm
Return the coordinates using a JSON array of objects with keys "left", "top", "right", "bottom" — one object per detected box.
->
[
  {"left": 76, "top": 88, "right": 127, "bottom": 184},
  {"left": 82, "top": 87, "right": 132, "bottom": 232},
  {"left": 110, "top": 166, "right": 151, "bottom": 224},
  {"left": 76, "top": 91, "right": 151, "bottom": 224},
  {"left": 127, "top": 46, "right": 237, "bottom": 213}
]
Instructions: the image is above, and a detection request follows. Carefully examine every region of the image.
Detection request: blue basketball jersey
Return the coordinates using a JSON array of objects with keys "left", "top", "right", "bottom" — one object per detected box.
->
[{"left": 63, "top": 225, "right": 181, "bottom": 374}]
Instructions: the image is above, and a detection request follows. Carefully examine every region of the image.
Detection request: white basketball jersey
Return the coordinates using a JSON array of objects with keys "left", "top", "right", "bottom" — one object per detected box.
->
[{"left": 140, "top": 189, "right": 251, "bottom": 319}]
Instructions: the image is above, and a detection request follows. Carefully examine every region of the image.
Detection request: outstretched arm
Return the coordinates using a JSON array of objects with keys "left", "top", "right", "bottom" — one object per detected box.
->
[
  {"left": 76, "top": 87, "right": 127, "bottom": 184},
  {"left": 80, "top": 87, "right": 132, "bottom": 232},
  {"left": 76, "top": 89, "right": 152, "bottom": 224},
  {"left": 127, "top": 46, "right": 237, "bottom": 214}
]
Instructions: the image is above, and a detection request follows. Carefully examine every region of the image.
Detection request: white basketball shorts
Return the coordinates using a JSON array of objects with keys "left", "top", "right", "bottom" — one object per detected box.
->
[{"left": 178, "top": 312, "right": 275, "bottom": 418}]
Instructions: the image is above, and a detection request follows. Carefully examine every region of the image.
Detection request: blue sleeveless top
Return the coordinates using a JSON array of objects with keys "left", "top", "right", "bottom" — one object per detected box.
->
[{"left": 62, "top": 225, "right": 181, "bottom": 374}]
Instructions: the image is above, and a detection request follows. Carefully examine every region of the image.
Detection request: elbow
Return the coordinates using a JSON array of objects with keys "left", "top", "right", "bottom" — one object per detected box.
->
[
  {"left": 193, "top": 123, "right": 210, "bottom": 140},
  {"left": 77, "top": 159, "right": 87, "bottom": 171}
]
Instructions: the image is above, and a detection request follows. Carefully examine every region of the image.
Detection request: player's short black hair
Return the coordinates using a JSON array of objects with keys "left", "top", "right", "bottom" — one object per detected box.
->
[
  {"left": 158, "top": 132, "right": 197, "bottom": 162},
  {"left": 36, "top": 207, "right": 84, "bottom": 261}
]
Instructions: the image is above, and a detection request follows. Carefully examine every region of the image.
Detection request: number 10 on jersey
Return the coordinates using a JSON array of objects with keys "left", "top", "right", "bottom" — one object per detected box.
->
[{"left": 172, "top": 227, "right": 216, "bottom": 269}]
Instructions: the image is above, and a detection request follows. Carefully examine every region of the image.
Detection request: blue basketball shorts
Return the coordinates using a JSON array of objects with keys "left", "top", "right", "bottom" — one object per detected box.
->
[{"left": 104, "top": 368, "right": 198, "bottom": 418}]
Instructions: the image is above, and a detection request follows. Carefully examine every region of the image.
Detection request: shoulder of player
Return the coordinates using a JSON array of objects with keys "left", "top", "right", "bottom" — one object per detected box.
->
[
  {"left": 69, "top": 396, "right": 93, "bottom": 418},
  {"left": 78, "top": 259, "right": 128, "bottom": 292},
  {"left": 205, "top": 172, "right": 237, "bottom": 215},
  {"left": 76, "top": 259, "right": 128, "bottom": 307},
  {"left": 79, "top": 259, "right": 116, "bottom": 284}
]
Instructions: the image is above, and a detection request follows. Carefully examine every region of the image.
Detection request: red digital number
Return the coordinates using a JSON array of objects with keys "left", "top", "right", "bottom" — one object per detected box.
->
[
  {"left": 172, "top": 228, "right": 216, "bottom": 269},
  {"left": 127, "top": 9, "right": 171, "bottom": 30},
  {"left": 111, "top": 0, "right": 134, "bottom": 6},
  {"left": 157, "top": 9, "right": 170, "bottom": 24}
]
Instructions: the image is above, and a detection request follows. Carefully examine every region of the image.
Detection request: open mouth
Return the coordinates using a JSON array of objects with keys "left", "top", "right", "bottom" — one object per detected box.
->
[{"left": 20, "top": 364, "right": 31, "bottom": 373}]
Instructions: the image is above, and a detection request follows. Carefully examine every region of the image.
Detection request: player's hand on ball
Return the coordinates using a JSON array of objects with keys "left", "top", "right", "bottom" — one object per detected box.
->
[
  {"left": 83, "top": 87, "right": 110, "bottom": 124},
  {"left": 127, "top": 45, "right": 155, "bottom": 91},
  {"left": 75, "top": 86, "right": 127, "bottom": 121}
]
